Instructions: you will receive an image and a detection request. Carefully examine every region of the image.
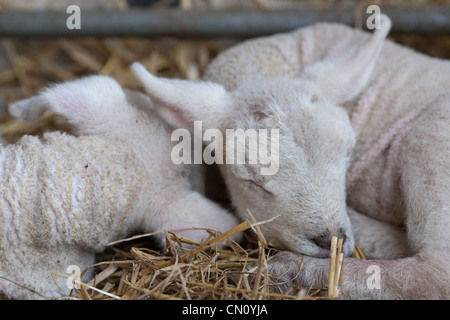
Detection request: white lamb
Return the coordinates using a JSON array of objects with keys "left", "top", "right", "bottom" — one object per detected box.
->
[
  {"left": 130, "top": 15, "right": 450, "bottom": 299},
  {"left": 0, "top": 75, "right": 239, "bottom": 299}
]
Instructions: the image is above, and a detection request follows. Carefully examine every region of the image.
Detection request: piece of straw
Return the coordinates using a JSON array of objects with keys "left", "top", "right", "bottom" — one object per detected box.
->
[
  {"left": 334, "top": 238, "right": 344, "bottom": 290},
  {"left": 327, "top": 236, "right": 338, "bottom": 298},
  {"left": 353, "top": 242, "right": 366, "bottom": 259},
  {"left": 327, "top": 236, "right": 346, "bottom": 299},
  {"left": 53, "top": 272, "right": 121, "bottom": 300}
]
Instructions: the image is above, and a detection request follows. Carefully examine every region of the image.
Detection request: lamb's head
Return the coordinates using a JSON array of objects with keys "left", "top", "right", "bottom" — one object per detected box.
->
[
  {"left": 132, "top": 15, "right": 391, "bottom": 257},
  {"left": 223, "top": 78, "right": 357, "bottom": 258}
]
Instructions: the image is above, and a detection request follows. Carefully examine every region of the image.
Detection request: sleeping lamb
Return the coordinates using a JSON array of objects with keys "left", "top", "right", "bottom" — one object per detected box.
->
[
  {"left": 0, "top": 75, "right": 239, "bottom": 299},
  {"left": 130, "top": 15, "right": 450, "bottom": 299}
]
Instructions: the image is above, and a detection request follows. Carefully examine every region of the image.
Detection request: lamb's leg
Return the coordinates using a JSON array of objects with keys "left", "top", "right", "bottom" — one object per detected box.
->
[
  {"left": 347, "top": 207, "right": 412, "bottom": 259},
  {"left": 249, "top": 207, "right": 444, "bottom": 299},
  {"left": 264, "top": 251, "right": 449, "bottom": 299},
  {"left": 148, "top": 188, "right": 241, "bottom": 247},
  {"left": 260, "top": 211, "right": 438, "bottom": 299}
]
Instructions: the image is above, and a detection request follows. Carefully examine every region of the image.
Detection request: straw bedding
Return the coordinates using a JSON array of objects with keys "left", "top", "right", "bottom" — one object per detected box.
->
[
  {"left": 0, "top": 0, "right": 449, "bottom": 300},
  {"left": 59, "top": 213, "right": 357, "bottom": 300}
]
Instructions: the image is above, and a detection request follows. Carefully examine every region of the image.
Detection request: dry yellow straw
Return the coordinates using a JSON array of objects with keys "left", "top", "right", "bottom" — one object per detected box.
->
[
  {"left": 334, "top": 237, "right": 344, "bottom": 289},
  {"left": 328, "top": 238, "right": 366, "bottom": 299},
  {"left": 327, "top": 236, "right": 344, "bottom": 299},
  {"left": 142, "top": 220, "right": 251, "bottom": 273},
  {"left": 353, "top": 242, "right": 366, "bottom": 259}
]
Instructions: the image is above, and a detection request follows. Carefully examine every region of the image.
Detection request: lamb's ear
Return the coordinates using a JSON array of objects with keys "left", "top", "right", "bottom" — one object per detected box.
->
[
  {"left": 8, "top": 95, "right": 50, "bottom": 124},
  {"left": 131, "top": 62, "right": 230, "bottom": 131},
  {"left": 304, "top": 14, "right": 391, "bottom": 104},
  {"left": 9, "top": 76, "right": 130, "bottom": 134}
]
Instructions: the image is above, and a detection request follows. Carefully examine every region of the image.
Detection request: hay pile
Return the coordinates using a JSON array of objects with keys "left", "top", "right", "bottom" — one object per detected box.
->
[
  {"left": 60, "top": 213, "right": 356, "bottom": 300},
  {"left": 0, "top": 0, "right": 449, "bottom": 300},
  {"left": 65, "top": 218, "right": 300, "bottom": 300}
]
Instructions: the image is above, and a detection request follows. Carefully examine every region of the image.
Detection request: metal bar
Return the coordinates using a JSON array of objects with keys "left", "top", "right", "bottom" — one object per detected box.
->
[{"left": 0, "top": 7, "right": 449, "bottom": 38}]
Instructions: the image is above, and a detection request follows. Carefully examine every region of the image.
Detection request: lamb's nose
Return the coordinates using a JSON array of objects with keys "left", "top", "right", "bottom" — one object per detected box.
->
[{"left": 312, "top": 229, "right": 347, "bottom": 250}]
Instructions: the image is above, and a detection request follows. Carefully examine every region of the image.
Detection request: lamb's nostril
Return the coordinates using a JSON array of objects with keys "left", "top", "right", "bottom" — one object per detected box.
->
[
  {"left": 312, "top": 231, "right": 347, "bottom": 250},
  {"left": 338, "top": 228, "right": 346, "bottom": 236},
  {"left": 312, "top": 237, "right": 331, "bottom": 250}
]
